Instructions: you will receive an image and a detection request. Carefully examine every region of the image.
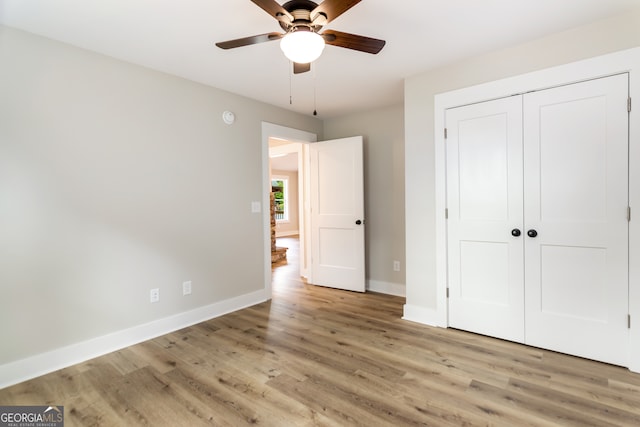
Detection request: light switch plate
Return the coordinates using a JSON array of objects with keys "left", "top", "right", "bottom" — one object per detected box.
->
[{"left": 251, "top": 201, "right": 261, "bottom": 213}]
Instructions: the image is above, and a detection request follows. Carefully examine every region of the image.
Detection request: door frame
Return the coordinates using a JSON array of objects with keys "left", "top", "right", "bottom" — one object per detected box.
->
[
  {"left": 431, "top": 47, "right": 640, "bottom": 372},
  {"left": 261, "top": 122, "right": 317, "bottom": 298}
]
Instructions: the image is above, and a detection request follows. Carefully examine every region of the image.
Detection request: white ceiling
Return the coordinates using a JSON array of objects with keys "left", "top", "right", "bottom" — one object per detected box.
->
[
  {"left": 271, "top": 152, "right": 299, "bottom": 172},
  {"left": 1, "top": 0, "right": 637, "bottom": 118}
]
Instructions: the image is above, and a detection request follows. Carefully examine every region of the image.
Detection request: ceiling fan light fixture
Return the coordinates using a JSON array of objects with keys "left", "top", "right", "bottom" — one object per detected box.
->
[{"left": 280, "top": 30, "right": 325, "bottom": 64}]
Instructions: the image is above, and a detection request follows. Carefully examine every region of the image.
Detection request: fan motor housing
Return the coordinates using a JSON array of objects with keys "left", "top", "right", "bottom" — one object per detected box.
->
[
  {"left": 279, "top": 0, "right": 324, "bottom": 32},
  {"left": 282, "top": 0, "right": 318, "bottom": 13}
]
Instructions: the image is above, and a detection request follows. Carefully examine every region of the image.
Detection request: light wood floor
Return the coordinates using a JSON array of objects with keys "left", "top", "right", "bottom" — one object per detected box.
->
[{"left": 2, "top": 236, "right": 640, "bottom": 426}]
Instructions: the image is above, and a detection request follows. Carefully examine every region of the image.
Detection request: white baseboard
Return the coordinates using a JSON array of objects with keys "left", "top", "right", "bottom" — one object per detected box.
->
[
  {"left": 0, "top": 289, "right": 268, "bottom": 389},
  {"left": 402, "top": 303, "right": 446, "bottom": 328},
  {"left": 367, "top": 280, "right": 406, "bottom": 297}
]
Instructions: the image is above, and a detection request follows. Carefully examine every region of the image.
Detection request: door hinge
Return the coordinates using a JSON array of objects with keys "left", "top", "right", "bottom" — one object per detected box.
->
[
  {"left": 445, "top": 208, "right": 449, "bottom": 219},
  {"left": 628, "top": 97, "right": 632, "bottom": 113},
  {"left": 628, "top": 206, "right": 631, "bottom": 222},
  {"left": 444, "top": 128, "right": 448, "bottom": 139},
  {"left": 446, "top": 287, "right": 450, "bottom": 298},
  {"left": 628, "top": 314, "right": 631, "bottom": 329}
]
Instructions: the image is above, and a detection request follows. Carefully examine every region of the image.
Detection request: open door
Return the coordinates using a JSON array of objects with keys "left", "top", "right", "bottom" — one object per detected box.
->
[{"left": 308, "top": 136, "right": 365, "bottom": 292}]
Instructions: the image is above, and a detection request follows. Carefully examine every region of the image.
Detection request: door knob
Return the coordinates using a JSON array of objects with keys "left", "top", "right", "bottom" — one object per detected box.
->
[
  {"left": 511, "top": 228, "right": 521, "bottom": 237},
  {"left": 355, "top": 219, "right": 362, "bottom": 225},
  {"left": 527, "top": 229, "right": 538, "bottom": 238}
]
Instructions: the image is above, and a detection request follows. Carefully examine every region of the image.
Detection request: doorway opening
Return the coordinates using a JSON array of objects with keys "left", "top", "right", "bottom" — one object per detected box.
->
[
  {"left": 261, "top": 122, "right": 366, "bottom": 296},
  {"left": 269, "top": 141, "right": 304, "bottom": 277},
  {"left": 261, "top": 122, "right": 317, "bottom": 297}
]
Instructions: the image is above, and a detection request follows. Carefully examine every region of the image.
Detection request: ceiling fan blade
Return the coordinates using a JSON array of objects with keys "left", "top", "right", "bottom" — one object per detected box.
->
[
  {"left": 322, "top": 29, "right": 385, "bottom": 54},
  {"left": 311, "top": 0, "right": 361, "bottom": 25},
  {"left": 251, "top": 0, "right": 293, "bottom": 24},
  {"left": 216, "top": 32, "right": 283, "bottom": 49},
  {"left": 293, "top": 62, "right": 311, "bottom": 74}
]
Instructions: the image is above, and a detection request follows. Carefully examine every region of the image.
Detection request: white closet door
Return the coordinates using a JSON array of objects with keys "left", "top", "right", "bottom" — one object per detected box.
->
[
  {"left": 523, "top": 74, "right": 629, "bottom": 366},
  {"left": 446, "top": 96, "right": 525, "bottom": 342}
]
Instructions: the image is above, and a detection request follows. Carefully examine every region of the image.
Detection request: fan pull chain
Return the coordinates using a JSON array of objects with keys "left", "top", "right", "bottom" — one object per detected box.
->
[
  {"left": 289, "top": 61, "right": 293, "bottom": 105},
  {"left": 312, "top": 62, "right": 317, "bottom": 116}
]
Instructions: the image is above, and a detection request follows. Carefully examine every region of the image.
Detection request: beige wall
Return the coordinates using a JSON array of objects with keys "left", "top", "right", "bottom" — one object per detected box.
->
[
  {"left": 0, "top": 25, "right": 322, "bottom": 365},
  {"left": 324, "top": 104, "right": 405, "bottom": 290},
  {"left": 404, "top": 8, "right": 640, "bottom": 311}
]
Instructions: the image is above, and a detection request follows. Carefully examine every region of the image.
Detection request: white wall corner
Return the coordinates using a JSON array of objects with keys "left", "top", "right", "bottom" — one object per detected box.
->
[
  {"left": 367, "top": 280, "right": 406, "bottom": 297},
  {"left": 402, "top": 304, "right": 446, "bottom": 327},
  {"left": 0, "top": 289, "right": 269, "bottom": 389}
]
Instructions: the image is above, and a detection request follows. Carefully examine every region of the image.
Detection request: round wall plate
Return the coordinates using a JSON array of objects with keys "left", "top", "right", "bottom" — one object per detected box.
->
[{"left": 222, "top": 110, "right": 235, "bottom": 125}]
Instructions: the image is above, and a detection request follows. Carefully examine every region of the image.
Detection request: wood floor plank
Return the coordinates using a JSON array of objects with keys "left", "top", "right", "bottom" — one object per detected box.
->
[
  {"left": 507, "top": 377, "right": 640, "bottom": 426},
  {"left": 64, "top": 390, "right": 125, "bottom": 426},
  {"left": 266, "top": 373, "right": 392, "bottom": 427},
  {"left": 467, "top": 379, "right": 620, "bottom": 427},
  {"left": 162, "top": 366, "right": 260, "bottom": 426},
  {"left": 126, "top": 341, "right": 181, "bottom": 374}
]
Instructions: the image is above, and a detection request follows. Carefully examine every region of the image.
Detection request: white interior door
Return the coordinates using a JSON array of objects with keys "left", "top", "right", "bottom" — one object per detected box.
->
[
  {"left": 446, "top": 96, "right": 525, "bottom": 342},
  {"left": 523, "top": 74, "right": 629, "bottom": 366},
  {"left": 309, "top": 136, "right": 365, "bottom": 292}
]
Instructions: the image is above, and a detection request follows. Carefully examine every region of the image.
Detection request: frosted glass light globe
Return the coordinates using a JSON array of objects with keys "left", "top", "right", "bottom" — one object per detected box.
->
[{"left": 280, "top": 31, "right": 325, "bottom": 64}]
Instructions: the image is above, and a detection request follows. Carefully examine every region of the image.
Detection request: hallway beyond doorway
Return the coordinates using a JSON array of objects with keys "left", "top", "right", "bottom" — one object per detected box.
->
[{"left": 272, "top": 235, "right": 300, "bottom": 290}]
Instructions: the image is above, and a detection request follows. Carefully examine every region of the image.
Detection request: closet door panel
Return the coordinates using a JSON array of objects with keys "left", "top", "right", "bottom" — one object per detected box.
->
[
  {"left": 446, "top": 96, "right": 524, "bottom": 342},
  {"left": 523, "top": 74, "right": 629, "bottom": 366}
]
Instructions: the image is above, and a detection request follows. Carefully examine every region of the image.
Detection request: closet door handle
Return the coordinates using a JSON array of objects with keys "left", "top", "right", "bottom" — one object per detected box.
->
[
  {"left": 511, "top": 228, "right": 521, "bottom": 237},
  {"left": 527, "top": 229, "right": 538, "bottom": 238}
]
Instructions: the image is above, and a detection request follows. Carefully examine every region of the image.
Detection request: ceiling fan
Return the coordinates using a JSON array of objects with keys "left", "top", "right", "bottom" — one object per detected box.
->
[{"left": 216, "top": 0, "right": 386, "bottom": 74}]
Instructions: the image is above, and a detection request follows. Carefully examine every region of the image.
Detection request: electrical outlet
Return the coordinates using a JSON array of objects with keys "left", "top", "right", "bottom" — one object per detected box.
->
[
  {"left": 182, "top": 281, "right": 192, "bottom": 296},
  {"left": 393, "top": 261, "right": 401, "bottom": 272},
  {"left": 150, "top": 288, "right": 160, "bottom": 303}
]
